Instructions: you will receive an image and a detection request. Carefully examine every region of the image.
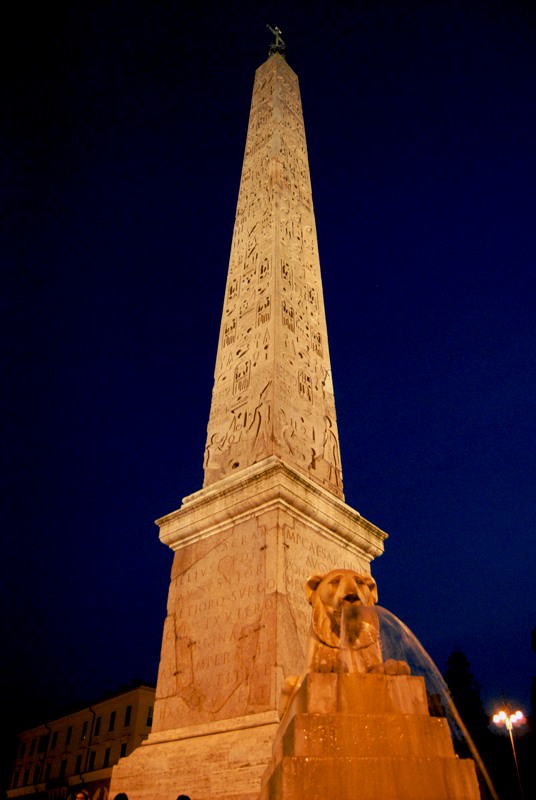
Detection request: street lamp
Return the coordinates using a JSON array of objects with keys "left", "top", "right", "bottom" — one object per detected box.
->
[{"left": 491, "top": 707, "right": 526, "bottom": 800}]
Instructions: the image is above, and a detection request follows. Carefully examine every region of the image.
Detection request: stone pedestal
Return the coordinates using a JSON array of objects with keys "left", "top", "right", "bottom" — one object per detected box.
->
[
  {"left": 260, "top": 673, "right": 481, "bottom": 800},
  {"left": 109, "top": 712, "right": 279, "bottom": 800},
  {"left": 109, "top": 460, "right": 387, "bottom": 799}
]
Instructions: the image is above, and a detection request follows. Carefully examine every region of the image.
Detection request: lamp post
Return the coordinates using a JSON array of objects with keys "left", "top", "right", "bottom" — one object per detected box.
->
[{"left": 491, "top": 707, "right": 526, "bottom": 800}]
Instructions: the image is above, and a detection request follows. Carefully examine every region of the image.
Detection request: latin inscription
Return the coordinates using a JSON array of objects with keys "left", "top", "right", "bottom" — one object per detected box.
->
[{"left": 156, "top": 525, "right": 277, "bottom": 720}]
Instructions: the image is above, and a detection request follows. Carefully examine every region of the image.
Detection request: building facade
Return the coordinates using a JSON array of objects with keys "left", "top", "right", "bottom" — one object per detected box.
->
[{"left": 8, "top": 684, "right": 155, "bottom": 800}]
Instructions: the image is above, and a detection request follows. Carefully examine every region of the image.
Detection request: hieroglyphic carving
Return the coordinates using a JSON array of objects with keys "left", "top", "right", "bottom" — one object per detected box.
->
[
  {"left": 223, "top": 319, "right": 236, "bottom": 347},
  {"left": 233, "top": 361, "right": 251, "bottom": 395},
  {"left": 204, "top": 54, "right": 343, "bottom": 498},
  {"left": 281, "top": 299, "right": 295, "bottom": 332},
  {"left": 312, "top": 328, "right": 322, "bottom": 357},
  {"left": 298, "top": 370, "right": 312, "bottom": 403},
  {"left": 257, "top": 295, "right": 271, "bottom": 326}
]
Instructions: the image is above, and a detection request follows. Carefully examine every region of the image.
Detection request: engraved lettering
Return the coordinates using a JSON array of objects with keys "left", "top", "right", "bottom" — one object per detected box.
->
[{"left": 233, "top": 361, "right": 251, "bottom": 395}]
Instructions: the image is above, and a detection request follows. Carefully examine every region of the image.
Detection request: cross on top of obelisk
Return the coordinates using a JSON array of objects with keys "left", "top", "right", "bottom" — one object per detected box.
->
[{"left": 266, "top": 24, "right": 286, "bottom": 58}]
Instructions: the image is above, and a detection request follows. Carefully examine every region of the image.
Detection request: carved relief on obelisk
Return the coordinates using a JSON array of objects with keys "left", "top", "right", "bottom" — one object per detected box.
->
[{"left": 204, "top": 54, "right": 343, "bottom": 499}]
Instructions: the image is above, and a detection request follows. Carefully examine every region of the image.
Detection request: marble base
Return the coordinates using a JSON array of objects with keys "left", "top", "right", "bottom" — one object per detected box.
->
[{"left": 260, "top": 673, "right": 481, "bottom": 800}]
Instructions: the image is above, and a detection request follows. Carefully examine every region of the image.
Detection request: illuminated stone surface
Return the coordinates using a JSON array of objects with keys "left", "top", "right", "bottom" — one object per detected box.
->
[
  {"left": 260, "top": 674, "right": 481, "bottom": 800},
  {"left": 109, "top": 51, "right": 387, "bottom": 800},
  {"left": 203, "top": 53, "right": 344, "bottom": 500}
]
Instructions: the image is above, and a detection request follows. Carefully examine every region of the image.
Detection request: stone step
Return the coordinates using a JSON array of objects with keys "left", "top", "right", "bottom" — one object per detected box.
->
[
  {"left": 284, "top": 673, "right": 431, "bottom": 720},
  {"left": 264, "top": 754, "right": 481, "bottom": 800},
  {"left": 280, "top": 712, "right": 455, "bottom": 759}
]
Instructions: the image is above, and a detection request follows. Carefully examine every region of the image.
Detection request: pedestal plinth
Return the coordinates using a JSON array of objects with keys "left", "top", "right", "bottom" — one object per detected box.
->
[
  {"left": 260, "top": 673, "right": 481, "bottom": 800},
  {"left": 109, "top": 460, "right": 387, "bottom": 800}
]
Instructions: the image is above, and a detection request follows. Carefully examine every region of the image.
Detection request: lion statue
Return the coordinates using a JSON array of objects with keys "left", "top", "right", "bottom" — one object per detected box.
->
[
  {"left": 279, "top": 569, "right": 410, "bottom": 717},
  {"left": 305, "top": 569, "right": 409, "bottom": 675}
]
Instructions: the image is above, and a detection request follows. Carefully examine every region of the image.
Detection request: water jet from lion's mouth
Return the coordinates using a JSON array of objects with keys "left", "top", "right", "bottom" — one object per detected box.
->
[
  {"left": 339, "top": 604, "right": 355, "bottom": 671},
  {"left": 375, "top": 605, "right": 499, "bottom": 800}
]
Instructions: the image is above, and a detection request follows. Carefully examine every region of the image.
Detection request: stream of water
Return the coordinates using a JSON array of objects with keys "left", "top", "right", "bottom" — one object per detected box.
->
[{"left": 374, "top": 606, "right": 500, "bottom": 800}]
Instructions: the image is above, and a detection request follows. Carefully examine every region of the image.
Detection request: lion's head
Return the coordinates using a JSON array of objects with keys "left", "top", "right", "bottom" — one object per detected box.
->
[
  {"left": 304, "top": 569, "right": 410, "bottom": 676},
  {"left": 306, "top": 569, "right": 379, "bottom": 650}
]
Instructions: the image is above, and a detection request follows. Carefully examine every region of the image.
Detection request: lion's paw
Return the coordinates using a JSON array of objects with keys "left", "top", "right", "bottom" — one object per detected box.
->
[
  {"left": 368, "top": 659, "right": 410, "bottom": 676},
  {"left": 383, "top": 658, "right": 411, "bottom": 675},
  {"left": 278, "top": 675, "right": 302, "bottom": 719}
]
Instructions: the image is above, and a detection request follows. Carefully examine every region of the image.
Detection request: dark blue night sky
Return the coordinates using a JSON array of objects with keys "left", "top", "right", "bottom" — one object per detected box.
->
[{"left": 4, "top": 0, "right": 535, "bottom": 752}]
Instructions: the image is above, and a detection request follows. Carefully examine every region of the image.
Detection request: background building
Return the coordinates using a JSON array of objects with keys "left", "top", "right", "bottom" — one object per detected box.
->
[{"left": 8, "top": 684, "right": 154, "bottom": 800}]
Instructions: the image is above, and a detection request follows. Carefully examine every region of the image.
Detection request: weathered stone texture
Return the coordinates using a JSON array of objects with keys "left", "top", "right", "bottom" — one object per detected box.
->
[
  {"left": 153, "top": 461, "right": 385, "bottom": 733},
  {"left": 110, "top": 461, "right": 386, "bottom": 798},
  {"left": 203, "top": 54, "right": 343, "bottom": 499},
  {"left": 111, "top": 716, "right": 278, "bottom": 800},
  {"left": 261, "top": 674, "right": 482, "bottom": 800}
]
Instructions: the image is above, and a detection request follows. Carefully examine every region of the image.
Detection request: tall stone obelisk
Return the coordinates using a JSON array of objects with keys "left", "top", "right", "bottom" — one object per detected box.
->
[
  {"left": 110, "top": 42, "right": 388, "bottom": 800},
  {"left": 203, "top": 50, "right": 343, "bottom": 500}
]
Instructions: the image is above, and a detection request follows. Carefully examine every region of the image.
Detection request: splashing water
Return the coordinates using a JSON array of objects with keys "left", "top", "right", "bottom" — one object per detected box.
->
[{"left": 376, "top": 606, "right": 499, "bottom": 800}]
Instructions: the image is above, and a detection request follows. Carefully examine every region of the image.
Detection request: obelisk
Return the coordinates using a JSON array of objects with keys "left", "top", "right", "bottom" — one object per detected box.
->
[
  {"left": 203, "top": 43, "right": 343, "bottom": 500},
  {"left": 110, "top": 35, "right": 388, "bottom": 800}
]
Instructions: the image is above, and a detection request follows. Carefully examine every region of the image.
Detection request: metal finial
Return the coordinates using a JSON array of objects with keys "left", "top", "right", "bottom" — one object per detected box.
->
[{"left": 266, "top": 24, "right": 286, "bottom": 59}]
